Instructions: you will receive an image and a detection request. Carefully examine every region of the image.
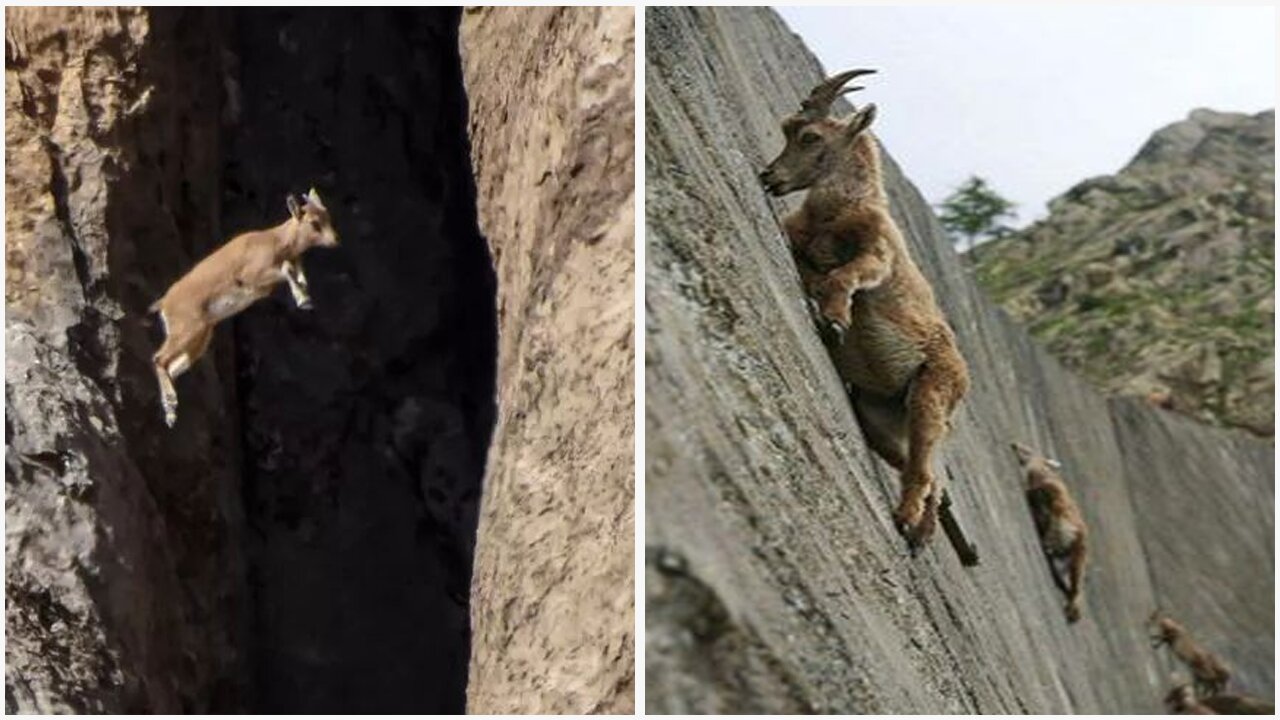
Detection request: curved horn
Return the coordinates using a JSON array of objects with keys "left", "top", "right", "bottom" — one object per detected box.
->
[
  {"left": 306, "top": 187, "right": 326, "bottom": 210},
  {"left": 800, "top": 68, "right": 877, "bottom": 121}
]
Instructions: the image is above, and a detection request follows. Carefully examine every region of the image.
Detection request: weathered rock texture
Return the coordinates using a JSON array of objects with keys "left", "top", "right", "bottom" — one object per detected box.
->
[
  {"left": 971, "top": 109, "right": 1274, "bottom": 437},
  {"left": 7, "top": 7, "right": 495, "bottom": 713},
  {"left": 461, "top": 7, "right": 635, "bottom": 714},
  {"left": 6, "top": 9, "right": 246, "bottom": 712},
  {"left": 645, "top": 6, "right": 1273, "bottom": 713}
]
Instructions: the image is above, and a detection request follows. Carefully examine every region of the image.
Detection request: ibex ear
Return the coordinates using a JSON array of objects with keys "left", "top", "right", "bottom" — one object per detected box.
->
[
  {"left": 845, "top": 102, "right": 877, "bottom": 138},
  {"left": 286, "top": 194, "right": 303, "bottom": 220}
]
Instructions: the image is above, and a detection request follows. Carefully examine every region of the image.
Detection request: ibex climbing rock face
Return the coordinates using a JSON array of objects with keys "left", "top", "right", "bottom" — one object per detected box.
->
[
  {"left": 1165, "top": 682, "right": 1274, "bottom": 715},
  {"left": 1165, "top": 683, "right": 1216, "bottom": 714},
  {"left": 1012, "top": 442, "right": 1088, "bottom": 623},
  {"left": 1149, "top": 612, "right": 1233, "bottom": 697},
  {"left": 760, "top": 69, "right": 971, "bottom": 553},
  {"left": 150, "top": 188, "right": 338, "bottom": 427}
]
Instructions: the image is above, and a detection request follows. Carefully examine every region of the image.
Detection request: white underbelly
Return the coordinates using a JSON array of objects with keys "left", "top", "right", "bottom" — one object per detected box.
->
[
  {"left": 207, "top": 287, "right": 263, "bottom": 321},
  {"left": 835, "top": 312, "right": 926, "bottom": 396},
  {"left": 1043, "top": 518, "right": 1080, "bottom": 554}
]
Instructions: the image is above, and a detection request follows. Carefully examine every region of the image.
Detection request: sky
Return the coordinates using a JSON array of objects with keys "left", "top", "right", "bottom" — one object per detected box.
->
[{"left": 776, "top": 5, "right": 1276, "bottom": 226}]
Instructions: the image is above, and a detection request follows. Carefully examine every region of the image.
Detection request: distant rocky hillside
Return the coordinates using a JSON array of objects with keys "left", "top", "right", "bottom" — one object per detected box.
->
[{"left": 970, "top": 109, "right": 1274, "bottom": 436}]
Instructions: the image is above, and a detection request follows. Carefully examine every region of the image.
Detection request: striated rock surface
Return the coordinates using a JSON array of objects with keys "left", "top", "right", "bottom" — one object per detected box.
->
[
  {"left": 645, "top": 6, "right": 1272, "bottom": 713},
  {"left": 461, "top": 6, "right": 636, "bottom": 714},
  {"left": 6, "top": 8, "right": 496, "bottom": 713},
  {"left": 970, "top": 109, "right": 1274, "bottom": 436}
]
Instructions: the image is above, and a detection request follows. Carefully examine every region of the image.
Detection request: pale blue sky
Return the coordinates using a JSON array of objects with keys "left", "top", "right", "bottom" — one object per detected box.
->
[{"left": 776, "top": 5, "right": 1276, "bottom": 225}]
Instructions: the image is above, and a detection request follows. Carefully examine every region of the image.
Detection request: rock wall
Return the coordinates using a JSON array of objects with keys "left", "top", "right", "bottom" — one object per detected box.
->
[
  {"left": 6, "top": 8, "right": 246, "bottom": 712},
  {"left": 461, "top": 7, "right": 636, "bottom": 714},
  {"left": 645, "top": 6, "right": 1273, "bottom": 713},
  {"left": 6, "top": 8, "right": 496, "bottom": 713}
]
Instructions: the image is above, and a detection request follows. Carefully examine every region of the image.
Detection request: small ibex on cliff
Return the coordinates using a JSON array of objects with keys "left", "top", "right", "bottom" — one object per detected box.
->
[
  {"left": 1011, "top": 442, "right": 1088, "bottom": 622},
  {"left": 760, "top": 69, "right": 971, "bottom": 553},
  {"left": 150, "top": 188, "right": 338, "bottom": 427},
  {"left": 1165, "top": 682, "right": 1274, "bottom": 715},
  {"left": 1150, "top": 611, "right": 1232, "bottom": 697}
]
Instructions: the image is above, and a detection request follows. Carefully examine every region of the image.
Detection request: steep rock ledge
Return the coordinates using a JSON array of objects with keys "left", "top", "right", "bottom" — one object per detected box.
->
[
  {"left": 6, "top": 8, "right": 495, "bottom": 713},
  {"left": 645, "top": 7, "right": 1272, "bottom": 713},
  {"left": 461, "top": 7, "right": 636, "bottom": 714},
  {"left": 6, "top": 8, "right": 245, "bottom": 712}
]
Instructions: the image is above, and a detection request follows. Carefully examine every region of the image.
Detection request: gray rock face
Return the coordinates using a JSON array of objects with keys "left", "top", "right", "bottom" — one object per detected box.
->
[{"left": 645, "top": 6, "right": 1273, "bottom": 713}]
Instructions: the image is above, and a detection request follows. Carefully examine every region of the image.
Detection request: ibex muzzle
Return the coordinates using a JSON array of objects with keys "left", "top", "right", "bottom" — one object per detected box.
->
[{"left": 760, "top": 68, "right": 878, "bottom": 196}]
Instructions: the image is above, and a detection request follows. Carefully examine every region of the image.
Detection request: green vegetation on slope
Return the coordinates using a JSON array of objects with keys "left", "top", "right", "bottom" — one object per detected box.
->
[{"left": 970, "top": 108, "right": 1275, "bottom": 436}]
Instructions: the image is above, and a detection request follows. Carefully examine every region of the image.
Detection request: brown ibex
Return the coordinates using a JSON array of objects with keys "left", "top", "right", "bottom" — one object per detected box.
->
[
  {"left": 760, "top": 70, "right": 972, "bottom": 554},
  {"left": 1150, "top": 612, "right": 1232, "bottom": 697},
  {"left": 150, "top": 188, "right": 338, "bottom": 427},
  {"left": 1165, "top": 683, "right": 1217, "bottom": 714},
  {"left": 1012, "top": 442, "right": 1088, "bottom": 623},
  {"left": 1199, "top": 693, "right": 1274, "bottom": 714}
]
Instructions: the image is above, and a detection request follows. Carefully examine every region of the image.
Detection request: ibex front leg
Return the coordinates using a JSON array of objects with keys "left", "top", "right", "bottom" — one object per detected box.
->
[{"left": 281, "top": 260, "right": 313, "bottom": 310}]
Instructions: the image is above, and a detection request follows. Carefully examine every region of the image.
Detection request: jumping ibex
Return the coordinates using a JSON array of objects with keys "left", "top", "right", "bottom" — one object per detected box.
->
[
  {"left": 1150, "top": 612, "right": 1232, "bottom": 697},
  {"left": 150, "top": 188, "right": 338, "bottom": 427},
  {"left": 760, "top": 70, "right": 971, "bottom": 553},
  {"left": 1012, "top": 442, "right": 1088, "bottom": 623}
]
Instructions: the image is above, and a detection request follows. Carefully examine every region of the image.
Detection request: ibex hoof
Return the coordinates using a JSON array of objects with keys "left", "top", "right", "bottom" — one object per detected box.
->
[
  {"left": 895, "top": 511, "right": 936, "bottom": 555},
  {"left": 299, "top": 299, "right": 314, "bottom": 311},
  {"left": 164, "top": 409, "right": 177, "bottom": 428},
  {"left": 818, "top": 318, "right": 845, "bottom": 347},
  {"left": 805, "top": 297, "right": 823, "bottom": 322}
]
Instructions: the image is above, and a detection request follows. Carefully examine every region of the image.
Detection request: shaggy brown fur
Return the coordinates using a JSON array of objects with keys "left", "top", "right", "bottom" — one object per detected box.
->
[
  {"left": 150, "top": 188, "right": 338, "bottom": 427},
  {"left": 1150, "top": 613, "right": 1233, "bottom": 697},
  {"left": 760, "top": 70, "right": 971, "bottom": 552},
  {"left": 1012, "top": 442, "right": 1088, "bottom": 623}
]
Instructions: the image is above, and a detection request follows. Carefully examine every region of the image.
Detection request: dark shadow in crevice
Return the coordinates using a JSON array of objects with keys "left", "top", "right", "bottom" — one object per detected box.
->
[{"left": 220, "top": 8, "right": 496, "bottom": 713}]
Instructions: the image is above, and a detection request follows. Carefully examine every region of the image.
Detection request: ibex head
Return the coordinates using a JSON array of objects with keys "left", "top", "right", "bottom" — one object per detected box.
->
[
  {"left": 1148, "top": 610, "right": 1183, "bottom": 645},
  {"left": 1010, "top": 442, "right": 1063, "bottom": 474},
  {"left": 759, "top": 69, "right": 878, "bottom": 196},
  {"left": 286, "top": 187, "right": 339, "bottom": 248}
]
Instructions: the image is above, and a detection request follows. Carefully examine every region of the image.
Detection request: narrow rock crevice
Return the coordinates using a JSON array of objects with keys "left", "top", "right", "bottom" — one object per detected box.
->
[{"left": 221, "top": 8, "right": 496, "bottom": 714}]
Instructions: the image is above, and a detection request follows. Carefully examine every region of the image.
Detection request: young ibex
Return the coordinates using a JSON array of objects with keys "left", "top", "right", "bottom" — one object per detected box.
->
[
  {"left": 1150, "top": 612, "right": 1232, "bottom": 697},
  {"left": 150, "top": 188, "right": 338, "bottom": 427},
  {"left": 1199, "top": 693, "right": 1274, "bottom": 714},
  {"left": 760, "top": 70, "right": 971, "bottom": 552},
  {"left": 1165, "top": 683, "right": 1275, "bottom": 715},
  {"left": 1012, "top": 442, "right": 1088, "bottom": 623},
  {"left": 1165, "top": 683, "right": 1217, "bottom": 714}
]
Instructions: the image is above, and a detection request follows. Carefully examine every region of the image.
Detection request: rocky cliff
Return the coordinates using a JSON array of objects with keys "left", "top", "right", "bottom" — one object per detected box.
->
[
  {"left": 970, "top": 108, "right": 1274, "bottom": 437},
  {"left": 6, "top": 8, "right": 496, "bottom": 713},
  {"left": 645, "top": 6, "right": 1273, "bottom": 713},
  {"left": 461, "top": 7, "right": 635, "bottom": 714}
]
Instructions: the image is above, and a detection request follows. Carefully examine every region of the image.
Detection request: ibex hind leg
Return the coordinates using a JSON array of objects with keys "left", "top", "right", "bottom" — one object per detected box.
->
[
  {"left": 153, "top": 326, "right": 213, "bottom": 428},
  {"left": 153, "top": 348, "right": 180, "bottom": 427},
  {"left": 896, "top": 352, "right": 966, "bottom": 549}
]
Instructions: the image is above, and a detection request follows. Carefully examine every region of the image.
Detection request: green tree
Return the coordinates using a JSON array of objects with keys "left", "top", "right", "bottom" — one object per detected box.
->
[{"left": 937, "top": 176, "right": 1017, "bottom": 252}]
